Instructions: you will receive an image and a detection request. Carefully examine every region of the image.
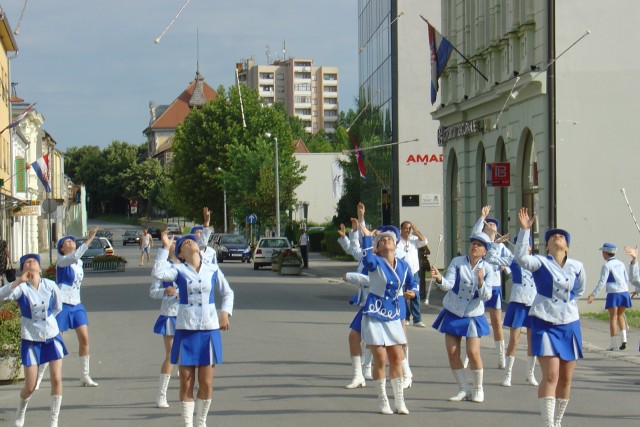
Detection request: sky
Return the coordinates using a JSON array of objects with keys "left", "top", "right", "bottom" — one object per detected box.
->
[{"left": 2, "top": 0, "right": 359, "bottom": 151}]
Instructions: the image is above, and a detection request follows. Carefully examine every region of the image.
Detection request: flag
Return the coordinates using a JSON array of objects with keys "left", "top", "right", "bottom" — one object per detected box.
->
[
  {"left": 331, "top": 162, "right": 344, "bottom": 199},
  {"left": 348, "top": 131, "right": 366, "bottom": 179},
  {"left": 30, "top": 154, "right": 51, "bottom": 192},
  {"left": 1, "top": 102, "right": 38, "bottom": 134},
  {"left": 427, "top": 21, "right": 453, "bottom": 104}
]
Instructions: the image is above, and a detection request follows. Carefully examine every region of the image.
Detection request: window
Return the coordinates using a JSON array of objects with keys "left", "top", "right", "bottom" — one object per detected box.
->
[
  {"left": 276, "top": 73, "right": 284, "bottom": 80},
  {"left": 323, "top": 73, "right": 338, "bottom": 81}
]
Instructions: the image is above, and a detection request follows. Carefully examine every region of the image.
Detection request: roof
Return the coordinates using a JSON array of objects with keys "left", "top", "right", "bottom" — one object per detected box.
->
[
  {"left": 292, "top": 139, "right": 309, "bottom": 153},
  {"left": 149, "top": 74, "right": 217, "bottom": 129}
]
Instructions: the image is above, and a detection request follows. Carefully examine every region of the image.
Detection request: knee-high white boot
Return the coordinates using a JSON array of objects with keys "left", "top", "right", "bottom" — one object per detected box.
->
[
  {"left": 345, "top": 355, "right": 365, "bottom": 389},
  {"left": 502, "top": 356, "right": 515, "bottom": 386},
  {"left": 80, "top": 355, "right": 98, "bottom": 387},
  {"left": 554, "top": 398, "right": 569, "bottom": 427},
  {"left": 401, "top": 346, "right": 413, "bottom": 388},
  {"left": 50, "top": 395, "right": 62, "bottom": 427},
  {"left": 14, "top": 396, "right": 30, "bottom": 427},
  {"left": 449, "top": 369, "right": 470, "bottom": 401},
  {"left": 539, "top": 396, "right": 555, "bottom": 427},
  {"left": 156, "top": 374, "right": 171, "bottom": 408},
  {"left": 181, "top": 401, "right": 195, "bottom": 427},
  {"left": 194, "top": 398, "right": 212, "bottom": 427},
  {"left": 526, "top": 356, "right": 539, "bottom": 386},
  {"left": 471, "top": 369, "right": 484, "bottom": 403},
  {"left": 35, "top": 362, "right": 49, "bottom": 390},
  {"left": 496, "top": 340, "right": 506, "bottom": 369},
  {"left": 390, "top": 377, "right": 409, "bottom": 414},
  {"left": 362, "top": 348, "right": 373, "bottom": 380},
  {"left": 374, "top": 378, "right": 393, "bottom": 415}
]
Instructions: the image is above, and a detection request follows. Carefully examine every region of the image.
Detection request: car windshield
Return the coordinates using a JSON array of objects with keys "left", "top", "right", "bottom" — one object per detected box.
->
[
  {"left": 222, "top": 235, "right": 247, "bottom": 245},
  {"left": 124, "top": 231, "right": 138, "bottom": 236},
  {"left": 259, "top": 239, "right": 289, "bottom": 248},
  {"left": 77, "top": 239, "right": 103, "bottom": 249}
]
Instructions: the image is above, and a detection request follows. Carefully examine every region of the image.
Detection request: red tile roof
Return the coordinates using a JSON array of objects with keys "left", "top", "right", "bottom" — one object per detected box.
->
[{"left": 150, "top": 78, "right": 217, "bottom": 129}]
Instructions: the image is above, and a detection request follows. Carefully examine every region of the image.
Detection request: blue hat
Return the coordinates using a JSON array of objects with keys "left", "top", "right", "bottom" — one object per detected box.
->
[
  {"left": 485, "top": 218, "right": 499, "bottom": 228},
  {"left": 190, "top": 226, "right": 203, "bottom": 234},
  {"left": 20, "top": 253, "right": 41, "bottom": 272},
  {"left": 373, "top": 225, "right": 400, "bottom": 247},
  {"left": 545, "top": 228, "right": 571, "bottom": 246},
  {"left": 470, "top": 232, "right": 492, "bottom": 250},
  {"left": 598, "top": 243, "right": 617, "bottom": 254},
  {"left": 175, "top": 234, "right": 198, "bottom": 258},
  {"left": 57, "top": 235, "right": 76, "bottom": 255}
]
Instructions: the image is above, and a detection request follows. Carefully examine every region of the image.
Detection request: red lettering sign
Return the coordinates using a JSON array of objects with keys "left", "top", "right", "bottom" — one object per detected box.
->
[
  {"left": 486, "top": 162, "right": 510, "bottom": 187},
  {"left": 405, "top": 154, "right": 444, "bottom": 165}
]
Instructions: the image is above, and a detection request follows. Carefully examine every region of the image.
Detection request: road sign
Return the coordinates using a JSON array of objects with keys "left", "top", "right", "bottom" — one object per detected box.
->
[
  {"left": 246, "top": 213, "right": 257, "bottom": 224},
  {"left": 41, "top": 199, "right": 58, "bottom": 214}
]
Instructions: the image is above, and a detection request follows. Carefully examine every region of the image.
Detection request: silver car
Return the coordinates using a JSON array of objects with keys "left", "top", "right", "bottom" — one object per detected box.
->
[{"left": 253, "top": 237, "right": 292, "bottom": 270}]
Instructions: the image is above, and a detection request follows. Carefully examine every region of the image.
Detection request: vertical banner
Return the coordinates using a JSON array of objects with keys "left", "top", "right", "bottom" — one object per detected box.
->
[
  {"left": 15, "top": 157, "right": 26, "bottom": 192},
  {"left": 486, "top": 162, "right": 511, "bottom": 187}
]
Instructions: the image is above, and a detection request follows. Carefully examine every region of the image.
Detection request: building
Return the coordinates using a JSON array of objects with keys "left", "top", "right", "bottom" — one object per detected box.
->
[
  {"left": 236, "top": 57, "right": 339, "bottom": 134},
  {"left": 432, "top": 1, "right": 640, "bottom": 287},
  {"left": 358, "top": 0, "right": 444, "bottom": 256}
]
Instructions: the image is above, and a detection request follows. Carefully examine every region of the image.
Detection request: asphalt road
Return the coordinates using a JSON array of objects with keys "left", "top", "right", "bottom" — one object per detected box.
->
[{"left": 1, "top": 221, "right": 639, "bottom": 426}]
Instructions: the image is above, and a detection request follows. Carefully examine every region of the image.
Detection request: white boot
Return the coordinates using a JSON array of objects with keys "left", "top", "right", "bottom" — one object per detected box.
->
[
  {"left": 50, "top": 395, "right": 62, "bottom": 427},
  {"left": 496, "top": 340, "right": 506, "bottom": 369},
  {"left": 374, "top": 378, "right": 393, "bottom": 415},
  {"left": 554, "top": 398, "right": 569, "bottom": 427},
  {"left": 526, "top": 356, "right": 539, "bottom": 386},
  {"left": 362, "top": 349, "right": 373, "bottom": 380},
  {"left": 462, "top": 355, "right": 469, "bottom": 369},
  {"left": 181, "top": 401, "right": 195, "bottom": 427},
  {"left": 502, "top": 356, "right": 515, "bottom": 386},
  {"left": 345, "top": 355, "right": 366, "bottom": 389},
  {"left": 35, "top": 362, "right": 49, "bottom": 390},
  {"left": 620, "top": 329, "right": 628, "bottom": 350},
  {"left": 471, "top": 369, "right": 484, "bottom": 403},
  {"left": 156, "top": 374, "right": 171, "bottom": 408},
  {"left": 390, "top": 377, "right": 409, "bottom": 414},
  {"left": 449, "top": 369, "right": 470, "bottom": 401},
  {"left": 539, "top": 396, "right": 556, "bottom": 427},
  {"left": 606, "top": 335, "right": 618, "bottom": 351},
  {"left": 14, "top": 396, "right": 30, "bottom": 427},
  {"left": 80, "top": 355, "right": 98, "bottom": 387},
  {"left": 194, "top": 398, "right": 211, "bottom": 427},
  {"left": 401, "top": 357, "right": 413, "bottom": 389}
]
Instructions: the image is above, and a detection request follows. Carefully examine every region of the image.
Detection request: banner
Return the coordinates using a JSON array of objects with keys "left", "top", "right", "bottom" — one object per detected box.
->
[{"left": 15, "top": 157, "right": 26, "bottom": 192}]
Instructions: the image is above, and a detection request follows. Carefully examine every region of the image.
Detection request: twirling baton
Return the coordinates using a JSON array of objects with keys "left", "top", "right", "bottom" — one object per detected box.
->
[
  {"left": 425, "top": 234, "right": 443, "bottom": 305},
  {"left": 621, "top": 188, "right": 640, "bottom": 235}
]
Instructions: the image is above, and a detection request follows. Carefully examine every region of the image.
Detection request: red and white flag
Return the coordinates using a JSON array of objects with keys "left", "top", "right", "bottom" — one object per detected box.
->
[{"left": 29, "top": 154, "right": 52, "bottom": 192}]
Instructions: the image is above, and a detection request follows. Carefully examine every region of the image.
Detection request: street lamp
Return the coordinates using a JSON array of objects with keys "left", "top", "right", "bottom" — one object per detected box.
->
[
  {"left": 217, "top": 167, "right": 228, "bottom": 233},
  {"left": 264, "top": 132, "right": 280, "bottom": 237}
]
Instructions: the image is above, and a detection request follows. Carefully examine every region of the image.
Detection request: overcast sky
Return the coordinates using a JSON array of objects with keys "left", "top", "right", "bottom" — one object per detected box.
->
[{"left": 2, "top": 1, "right": 359, "bottom": 151}]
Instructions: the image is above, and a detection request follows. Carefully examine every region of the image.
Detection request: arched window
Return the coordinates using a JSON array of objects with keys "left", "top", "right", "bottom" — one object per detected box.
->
[
  {"left": 447, "top": 149, "right": 462, "bottom": 257},
  {"left": 495, "top": 138, "right": 508, "bottom": 235},
  {"left": 520, "top": 130, "right": 539, "bottom": 251},
  {"left": 476, "top": 142, "right": 487, "bottom": 212}
]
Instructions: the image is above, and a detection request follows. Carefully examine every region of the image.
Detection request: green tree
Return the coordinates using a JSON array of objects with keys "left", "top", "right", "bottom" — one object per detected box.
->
[{"left": 120, "top": 158, "right": 166, "bottom": 217}]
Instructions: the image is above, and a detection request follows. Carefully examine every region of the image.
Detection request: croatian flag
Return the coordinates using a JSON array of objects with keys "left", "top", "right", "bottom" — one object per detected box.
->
[
  {"left": 348, "top": 131, "right": 366, "bottom": 179},
  {"left": 427, "top": 21, "right": 453, "bottom": 104},
  {"left": 31, "top": 154, "right": 51, "bottom": 192},
  {"left": 1, "top": 102, "right": 38, "bottom": 134}
]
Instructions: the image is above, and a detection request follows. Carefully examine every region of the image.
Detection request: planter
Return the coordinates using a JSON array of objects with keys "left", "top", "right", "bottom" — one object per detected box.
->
[
  {"left": 271, "top": 261, "right": 280, "bottom": 272},
  {"left": 116, "top": 262, "right": 126, "bottom": 272},
  {"left": 280, "top": 263, "right": 302, "bottom": 276},
  {"left": 0, "top": 357, "right": 24, "bottom": 382}
]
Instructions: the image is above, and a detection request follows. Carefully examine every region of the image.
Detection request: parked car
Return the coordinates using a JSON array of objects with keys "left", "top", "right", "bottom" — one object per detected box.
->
[
  {"left": 95, "top": 229, "right": 114, "bottom": 245},
  {"left": 147, "top": 226, "right": 162, "bottom": 239},
  {"left": 214, "top": 234, "right": 252, "bottom": 263},
  {"left": 253, "top": 237, "right": 293, "bottom": 270},
  {"left": 166, "top": 223, "right": 181, "bottom": 233},
  {"left": 76, "top": 237, "right": 115, "bottom": 263},
  {"left": 122, "top": 230, "right": 141, "bottom": 246}
]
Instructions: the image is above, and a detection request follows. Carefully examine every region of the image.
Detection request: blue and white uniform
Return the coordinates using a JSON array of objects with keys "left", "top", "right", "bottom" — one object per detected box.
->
[
  {"left": 55, "top": 242, "right": 90, "bottom": 331},
  {"left": 198, "top": 227, "right": 217, "bottom": 265},
  {"left": 1, "top": 278, "right": 68, "bottom": 366},
  {"left": 152, "top": 247, "right": 234, "bottom": 366},
  {"left": 589, "top": 257, "right": 632, "bottom": 309},
  {"left": 150, "top": 276, "right": 180, "bottom": 336},
  {"left": 472, "top": 217, "right": 510, "bottom": 310},
  {"left": 432, "top": 255, "right": 494, "bottom": 337},
  {"left": 514, "top": 229, "right": 586, "bottom": 361}
]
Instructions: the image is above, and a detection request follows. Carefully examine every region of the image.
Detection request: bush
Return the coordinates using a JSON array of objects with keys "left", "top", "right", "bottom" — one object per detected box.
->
[
  {"left": 92, "top": 255, "right": 127, "bottom": 264},
  {"left": 0, "top": 300, "right": 22, "bottom": 381}
]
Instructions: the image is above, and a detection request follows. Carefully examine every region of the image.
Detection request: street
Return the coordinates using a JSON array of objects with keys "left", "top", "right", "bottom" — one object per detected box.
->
[{"left": 1, "top": 221, "right": 640, "bottom": 426}]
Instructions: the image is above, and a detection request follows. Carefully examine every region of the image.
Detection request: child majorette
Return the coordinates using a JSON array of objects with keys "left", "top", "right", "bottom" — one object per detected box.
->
[
  {"left": 1, "top": 254, "right": 67, "bottom": 427},
  {"left": 587, "top": 243, "right": 633, "bottom": 350},
  {"left": 431, "top": 232, "right": 495, "bottom": 403}
]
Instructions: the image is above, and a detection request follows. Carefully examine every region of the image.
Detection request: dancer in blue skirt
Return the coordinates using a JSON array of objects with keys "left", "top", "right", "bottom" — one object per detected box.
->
[
  {"left": 153, "top": 229, "right": 234, "bottom": 427},
  {"left": 1, "top": 254, "right": 67, "bottom": 427},
  {"left": 430, "top": 233, "right": 495, "bottom": 403},
  {"left": 515, "top": 208, "right": 586, "bottom": 427}
]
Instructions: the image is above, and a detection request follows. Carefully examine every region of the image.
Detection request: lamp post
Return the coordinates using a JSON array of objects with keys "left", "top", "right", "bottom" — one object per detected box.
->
[
  {"left": 264, "top": 132, "right": 280, "bottom": 237},
  {"left": 217, "top": 167, "right": 228, "bottom": 233}
]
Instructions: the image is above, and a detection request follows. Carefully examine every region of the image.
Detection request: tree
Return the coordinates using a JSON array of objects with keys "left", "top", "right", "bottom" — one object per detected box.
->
[{"left": 120, "top": 158, "right": 166, "bottom": 217}]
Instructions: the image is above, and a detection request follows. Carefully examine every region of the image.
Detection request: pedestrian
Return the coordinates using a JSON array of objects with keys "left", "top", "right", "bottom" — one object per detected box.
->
[
  {"left": 430, "top": 232, "right": 495, "bottom": 403},
  {"left": 587, "top": 243, "right": 632, "bottom": 350},
  {"left": 140, "top": 228, "right": 154, "bottom": 266},
  {"left": 36, "top": 228, "right": 101, "bottom": 389},
  {"left": 396, "top": 220, "right": 428, "bottom": 328},
  {"left": 152, "top": 230, "right": 234, "bottom": 427},
  {"left": 515, "top": 207, "right": 586, "bottom": 427},
  {"left": 356, "top": 203, "right": 413, "bottom": 415},
  {"left": 150, "top": 240, "right": 180, "bottom": 408},
  {"left": 487, "top": 235, "right": 539, "bottom": 387},
  {"left": 1, "top": 254, "right": 67, "bottom": 427},
  {"left": 473, "top": 205, "right": 510, "bottom": 369},
  {"left": 299, "top": 227, "right": 309, "bottom": 268},
  {"left": 0, "top": 235, "right": 9, "bottom": 285},
  {"left": 625, "top": 245, "right": 640, "bottom": 295}
]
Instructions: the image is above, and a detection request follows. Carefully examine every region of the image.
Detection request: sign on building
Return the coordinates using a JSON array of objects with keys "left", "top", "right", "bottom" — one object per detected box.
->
[{"left": 486, "top": 162, "right": 510, "bottom": 187}]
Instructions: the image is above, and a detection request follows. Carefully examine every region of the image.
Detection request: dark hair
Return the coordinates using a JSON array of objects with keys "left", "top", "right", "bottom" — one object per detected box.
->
[{"left": 400, "top": 221, "right": 411, "bottom": 229}]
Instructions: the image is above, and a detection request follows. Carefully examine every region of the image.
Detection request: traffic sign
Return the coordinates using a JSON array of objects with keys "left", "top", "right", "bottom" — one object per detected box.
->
[{"left": 246, "top": 213, "right": 257, "bottom": 224}]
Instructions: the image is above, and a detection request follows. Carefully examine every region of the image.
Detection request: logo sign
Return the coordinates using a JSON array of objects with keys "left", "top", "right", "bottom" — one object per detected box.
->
[
  {"left": 15, "top": 158, "right": 26, "bottom": 192},
  {"left": 13, "top": 205, "right": 41, "bottom": 217},
  {"left": 437, "top": 120, "right": 484, "bottom": 146},
  {"left": 246, "top": 213, "right": 257, "bottom": 225},
  {"left": 486, "top": 162, "right": 510, "bottom": 187}
]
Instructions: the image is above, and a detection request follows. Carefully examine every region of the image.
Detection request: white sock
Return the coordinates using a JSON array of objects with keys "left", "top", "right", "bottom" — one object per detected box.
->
[{"left": 621, "top": 329, "right": 627, "bottom": 342}]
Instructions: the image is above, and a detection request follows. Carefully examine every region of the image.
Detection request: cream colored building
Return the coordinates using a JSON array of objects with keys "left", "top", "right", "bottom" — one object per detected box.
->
[{"left": 236, "top": 58, "right": 339, "bottom": 134}]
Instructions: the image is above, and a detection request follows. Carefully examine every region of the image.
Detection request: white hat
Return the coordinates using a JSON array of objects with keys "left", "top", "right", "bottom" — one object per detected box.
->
[{"left": 469, "top": 232, "right": 491, "bottom": 250}]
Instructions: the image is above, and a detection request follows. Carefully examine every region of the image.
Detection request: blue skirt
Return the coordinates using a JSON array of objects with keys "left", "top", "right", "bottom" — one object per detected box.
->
[
  {"left": 503, "top": 302, "right": 533, "bottom": 329},
  {"left": 432, "top": 309, "right": 490, "bottom": 338},
  {"left": 56, "top": 303, "right": 89, "bottom": 331},
  {"left": 154, "top": 315, "right": 177, "bottom": 336},
  {"left": 485, "top": 287, "right": 503, "bottom": 310},
  {"left": 171, "top": 329, "right": 222, "bottom": 366},
  {"left": 349, "top": 308, "right": 364, "bottom": 333},
  {"left": 399, "top": 295, "right": 407, "bottom": 319},
  {"left": 605, "top": 292, "right": 632, "bottom": 309},
  {"left": 531, "top": 317, "right": 583, "bottom": 361},
  {"left": 21, "top": 335, "right": 68, "bottom": 366}
]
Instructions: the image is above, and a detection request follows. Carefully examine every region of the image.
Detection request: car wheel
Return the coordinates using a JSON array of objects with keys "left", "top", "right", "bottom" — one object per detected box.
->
[
  {"left": 123, "top": 242, "right": 126, "bottom": 246},
  {"left": 219, "top": 258, "right": 224, "bottom": 263},
  {"left": 253, "top": 263, "right": 259, "bottom": 270}
]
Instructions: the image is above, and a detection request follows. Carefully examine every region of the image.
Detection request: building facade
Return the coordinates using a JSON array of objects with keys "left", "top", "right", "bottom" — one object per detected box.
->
[
  {"left": 236, "top": 58, "right": 339, "bottom": 134},
  {"left": 432, "top": 0, "right": 640, "bottom": 286}
]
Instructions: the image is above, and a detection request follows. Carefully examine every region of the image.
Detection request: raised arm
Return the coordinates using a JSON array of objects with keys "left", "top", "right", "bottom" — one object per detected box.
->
[
  {"left": 152, "top": 231, "right": 178, "bottom": 282},
  {"left": 514, "top": 208, "right": 542, "bottom": 272}
]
